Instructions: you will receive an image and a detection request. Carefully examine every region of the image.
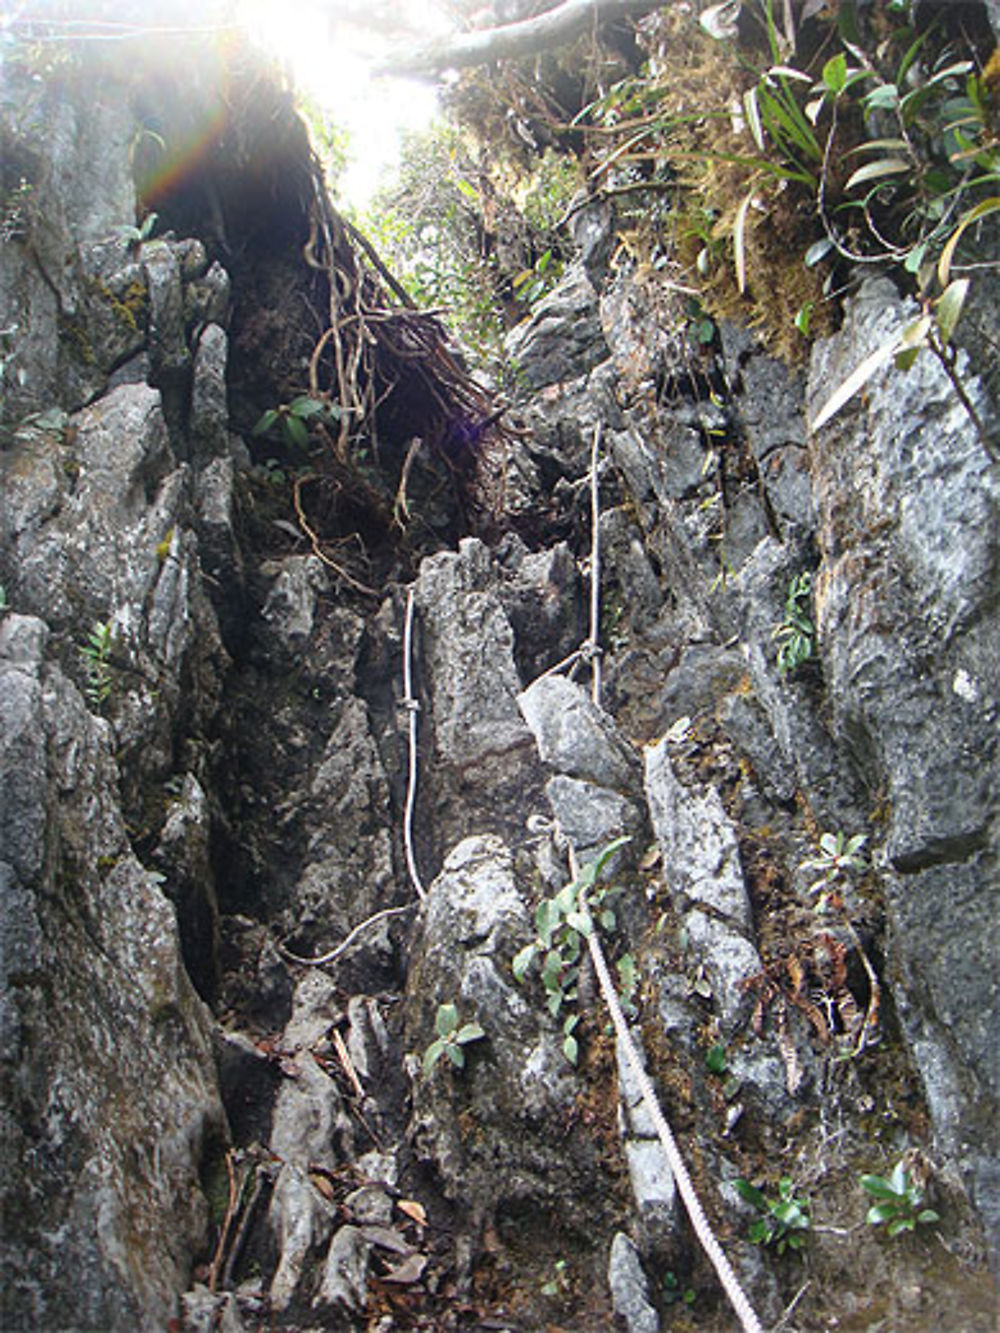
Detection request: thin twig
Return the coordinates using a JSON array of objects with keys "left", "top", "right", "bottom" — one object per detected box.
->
[{"left": 291, "top": 474, "right": 379, "bottom": 597}]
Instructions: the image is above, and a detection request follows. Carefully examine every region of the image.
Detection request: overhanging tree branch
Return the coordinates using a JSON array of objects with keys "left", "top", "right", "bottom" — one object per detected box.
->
[{"left": 374, "top": 0, "right": 663, "bottom": 78}]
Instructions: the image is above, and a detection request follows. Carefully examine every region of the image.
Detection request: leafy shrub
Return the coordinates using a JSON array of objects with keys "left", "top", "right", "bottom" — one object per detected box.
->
[
  {"left": 423, "top": 1002, "right": 485, "bottom": 1073},
  {"left": 734, "top": 1176, "right": 811, "bottom": 1254},
  {"left": 861, "top": 1159, "right": 940, "bottom": 1236}
]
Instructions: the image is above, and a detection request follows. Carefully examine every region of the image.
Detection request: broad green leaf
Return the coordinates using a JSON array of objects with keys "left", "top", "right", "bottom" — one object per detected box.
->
[
  {"left": 917, "top": 1209, "right": 940, "bottom": 1225},
  {"left": 935, "top": 277, "right": 970, "bottom": 346},
  {"left": 890, "top": 1159, "right": 908, "bottom": 1195},
  {"left": 822, "top": 53, "right": 847, "bottom": 94},
  {"left": 887, "top": 1216, "right": 914, "bottom": 1236},
  {"left": 860, "top": 1174, "right": 899, "bottom": 1200},
  {"left": 844, "top": 158, "right": 910, "bottom": 191},
  {"left": 284, "top": 414, "right": 309, "bottom": 449},
  {"left": 422, "top": 1038, "right": 444, "bottom": 1073},
  {"left": 563, "top": 1034, "right": 579, "bottom": 1064},
  {"left": 810, "top": 333, "right": 901, "bottom": 433},
  {"left": 863, "top": 84, "right": 899, "bottom": 112},
  {"left": 734, "top": 190, "right": 753, "bottom": 295},
  {"left": 599, "top": 908, "right": 617, "bottom": 932},
  {"left": 253, "top": 409, "right": 279, "bottom": 435},
  {"left": 938, "top": 197, "right": 1000, "bottom": 286},
  {"left": 734, "top": 1178, "right": 767, "bottom": 1211},
  {"left": 291, "top": 396, "right": 326, "bottom": 418},
  {"left": 436, "top": 1003, "right": 459, "bottom": 1037},
  {"left": 566, "top": 910, "right": 593, "bottom": 938},
  {"left": 445, "top": 1044, "right": 465, "bottom": 1068},
  {"left": 899, "top": 314, "right": 932, "bottom": 350},
  {"left": 903, "top": 240, "right": 928, "bottom": 273},
  {"left": 894, "top": 346, "right": 922, "bottom": 372},
  {"left": 866, "top": 1202, "right": 897, "bottom": 1225},
  {"left": 512, "top": 943, "right": 537, "bottom": 983},
  {"left": 542, "top": 950, "right": 564, "bottom": 991},
  {"left": 456, "top": 1022, "right": 485, "bottom": 1045},
  {"left": 705, "top": 1042, "right": 728, "bottom": 1074}
]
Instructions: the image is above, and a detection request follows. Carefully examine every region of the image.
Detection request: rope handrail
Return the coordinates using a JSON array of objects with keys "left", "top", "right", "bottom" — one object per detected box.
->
[{"left": 571, "top": 423, "right": 765, "bottom": 1333}]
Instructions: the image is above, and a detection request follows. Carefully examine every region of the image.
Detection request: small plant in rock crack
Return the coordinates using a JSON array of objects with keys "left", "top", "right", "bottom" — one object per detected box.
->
[
  {"left": 662, "top": 1269, "right": 696, "bottom": 1308},
  {"left": 252, "top": 394, "right": 346, "bottom": 450},
  {"left": 861, "top": 1160, "right": 939, "bottom": 1237},
  {"left": 539, "top": 1257, "right": 570, "bottom": 1297},
  {"left": 800, "top": 830, "right": 867, "bottom": 911},
  {"left": 0, "top": 583, "right": 8, "bottom": 612},
  {"left": 80, "top": 618, "right": 115, "bottom": 708},
  {"left": 773, "top": 571, "right": 815, "bottom": 675},
  {"left": 422, "top": 1003, "right": 485, "bottom": 1073},
  {"left": 512, "top": 837, "right": 631, "bottom": 1065},
  {"left": 734, "top": 1177, "right": 811, "bottom": 1255},
  {"left": 113, "top": 210, "right": 159, "bottom": 254}
]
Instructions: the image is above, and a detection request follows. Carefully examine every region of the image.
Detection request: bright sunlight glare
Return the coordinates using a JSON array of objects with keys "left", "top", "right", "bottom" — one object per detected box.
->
[{"left": 244, "top": 0, "right": 449, "bottom": 207}]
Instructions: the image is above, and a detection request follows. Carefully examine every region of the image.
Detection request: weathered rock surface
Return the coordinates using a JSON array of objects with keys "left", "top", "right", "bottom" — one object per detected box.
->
[
  {"left": 2, "top": 19, "right": 998, "bottom": 1333},
  {"left": 0, "top": 615, "right": 224, "bottom": 1331}
]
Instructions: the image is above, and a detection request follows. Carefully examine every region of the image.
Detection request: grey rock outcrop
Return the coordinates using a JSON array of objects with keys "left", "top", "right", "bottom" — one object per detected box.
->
[
  {"left": 808, "top": 275, "right": 1000, "bottom": 1240},
  {"left": 0, "top": 614, "right": 224, "bottom": 1331}
]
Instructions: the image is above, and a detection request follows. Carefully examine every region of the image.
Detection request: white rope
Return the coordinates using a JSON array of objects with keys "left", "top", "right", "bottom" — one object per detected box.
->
[
  {"left": 589, "top": 421, "right": 603, "bottom": 707},
  {"left": 402, "top": 584, "right": 427, "bottom": 900},
  {"left": 567, "top": 847, "right": 765, "bottom": 1333},
  {"left": 572, "top": 427, "right": 765, "bottom": 1331},
  {"left": 278, "top": 904, "right": 416, "bottom": 967}
]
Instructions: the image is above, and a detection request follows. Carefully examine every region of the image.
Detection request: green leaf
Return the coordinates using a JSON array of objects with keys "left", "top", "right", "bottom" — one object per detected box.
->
[
  {"left": 599, "top": 908, "right": 617, "bottom": 932},
  {"left": 734, "top": 1178, "right": 767, "bottom": 1212},
  {"left": 423, "top": 1038, "right": 445, "bottom": 1073},
  {"left": 290, "top": 395, "right": 326, "bottom": 419},
  {"left": 935, "top": 278, "right": 970, "bottom": 347},
  {"left": 917, "top": 1209, "right": 940, "bottom": 1225},
  {"left": 938, "top": 197, "right": 1000, "bottom": 286},
  {"left": 844, "top": 158, "right": 911, "bottom": 191},
  {"left": 252, "top": 409, "right": 279, "bottom": 435},
  {"left": 566, "top": 910, "right": 593, "bottom": 938},
  {"left": 445, "top": 1043, "right": 465, "bottom": 1068},
  {"left": 512, "top": 943, "right": 537, "bottom": 983},
  {"left": 435, "top": 1003, "right": 459, "bottom": 1037},
  {"left": 863, "top": 84, "right": 899, "bottom": 113},
  {"left": 455, "top": 1022, "right": 485, "bottom": 1045},
  {"left": 577, "top": 837, "right": 631, "bottom": 893},
  {"left": 705, "top": 1042, "right": 728, "bottom": 1074},
  {"left": 284, "top": 414, "right": 310, "bottom": 449},
  {"left": 860, "top": 1174, "right": 899, "bottom": 1201},
  {"left": 563, "top": 1033, "right": 579, "bottom": 1064},
  {"left": 542, "top": 950, "right": 564, "bottom": 991},
  {"left": 866, "top": 1202, "right": 896, "bottom": 1225},
  {"left": 822, "top": 53, "right": 847, "bottom": 94}
]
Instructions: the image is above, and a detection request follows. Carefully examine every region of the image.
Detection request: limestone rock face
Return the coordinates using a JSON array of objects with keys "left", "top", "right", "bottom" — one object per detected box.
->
[
  {"left": 808, "top": 276, "right": 1000, "bottom": 1224},
  {"left": 0, "top": 615, "right": 224, "bottom": 1331},
  {"left": 2, "top": 15, "right": 999, "bottom": 1333}
]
